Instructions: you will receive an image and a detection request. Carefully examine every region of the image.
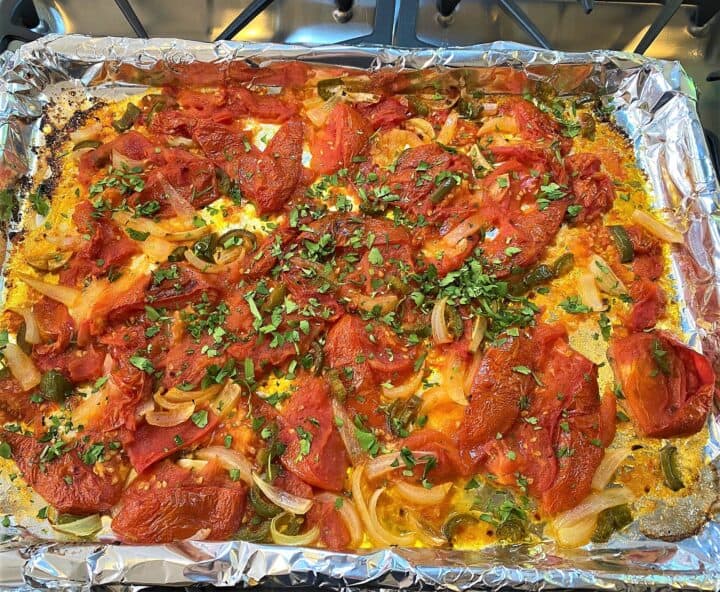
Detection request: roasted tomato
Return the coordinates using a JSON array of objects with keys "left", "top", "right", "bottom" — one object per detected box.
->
[
  {"left": 310, "top": 103, "right": 371, "bottom": 175},
  {"left": 609, "top": 331, "right": 715, "bottom": 438},
  {"left": 278, "top": 375, "right": 349, "bottom": 491},
  {"left": 112, "top": 460, "right": 246, "bottom": 543},
  {"left": 565, "top": 153, "right": 615, "bottom": 223}
]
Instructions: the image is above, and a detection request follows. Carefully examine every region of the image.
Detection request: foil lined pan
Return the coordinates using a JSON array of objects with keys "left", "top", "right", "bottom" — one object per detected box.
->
[{"left": 0, "top": 35, "right": 719, "bottom": 591}]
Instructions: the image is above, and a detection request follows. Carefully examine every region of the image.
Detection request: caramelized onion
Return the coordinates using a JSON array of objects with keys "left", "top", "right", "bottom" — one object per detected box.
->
[
  {"left": 9, "top": 306, "right": 40, "bottom": 344},
  {"left": 17, "top": 273, "right": 80, "bottom": 309},
  {"left": 184, "top": 249, "right": 239, "bottom": 274},
  {"left": 591, "top": 447, "right": 631, "bottom": 491},
  {"left": 331, "top": 397, "right": 364, "bottom": 466},
  {"left": 195, "top": 446, "right": 253, "bottom": 485},
  {"left": 252, "top": 473, "right": 314, "bottom": 515},
  {"left": 394, "top": 481, "right": 452, "bottom": 506},
  {"left": 351, "top": 465, "right": 415, "bottom": 547},
  {"left": 441, "top": 212, "right": 483, "bottom": 247},
  {"left": 164, "top": 383, "right": 222, "bottom": 403},
  {"left": 468, "top": 316, "right": 486, "bottom": 353},
  {"left": 405, "top": 118, "right": 435, "bottom": 143},
  {"left": 158, "top": 173, "right": 195, "bottom": 219},
  {"left": 111, "top": 149, "right": 146, "bottom": 171},
  {"left": 436, "top": 111, "right": 458, "bottom": 145},
  {"left": 49, "top": 512, "right": 102, "bottom": 538},
  {"left": 316, "top": 492, "right": 363, "bottom": 548},
  {"left": 3, "top": 342, "right": 42, "bottom": 390},
  {"left": 553, "top": 488, "right": 635, "bottom": 548},
  {"left": 589, "top": 254, "right": 627, "bottom": 297},
  {"left": 144, "top": 402, "right": 195, "bottom": 427},
  {"left": 69, "top": 122, "right": 102, "bottom": 144},
  {"left": 382, "top": 370, "right": 424, "bottom": 401},
  {"left": 364, "top": 450, "right": 434, "bottom": 481},
  {"left": 631, "top": 209, "right": 683, "bottom": 244},
  {"left": 113, "top": 211, "right": 210, "bottom": 242},
  {"left": 431, "top": 297, "right": 452, "bottom": 344},
  {"left": 578, "top": 271, "right": 606, "bottom": 312},
  {"left": 209, "top": 381, "right": 241, "bottom": 418},
  {"left": 270, "top": 512, "right": 320, "bottom": 546}
]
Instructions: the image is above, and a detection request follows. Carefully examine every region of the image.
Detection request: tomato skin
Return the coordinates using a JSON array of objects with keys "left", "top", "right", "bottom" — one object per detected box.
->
[
  {"left": 307, "top": 499, "right": 351, "bottom": 550},
  {"left": 626, "top": 225, "right": 663, "bottom": 281},
  {"left": 565, "top": 153, "right": 615, "bottom": 223},
  {"left": 402, "top": 429, "right": 467, "bottom": 481},
  {"left": 627, "top": 279, "right": 665, "bottom": 331},
  {"left": 3, "top": 431, "right": 124, "bottom": 514},
  {"left": 112, "top": 461, "right": 246, "bottom": 543},
  {"left": 32, "top": 297, "right": 74, "bottom": 358},
  {"left": 358, "top": 97, "right": 410, "bottom": 130},
  {"left": 125, "top": 412, "right": 220, "bottom": 473},
  {"left": 609, "top": 331, "right": 715, "bottom": 438},
  {"left": 310, "top": 103, "right": 371, "bottom": 175},
  {"left": 278, "top": 375, "right": 349, "bottom": 491},
  {"left": 78, "top": 131, "right": 157, "bottom": 185},
  {"left": 60, "top": 201, "right": 140, "bottom": 287},
  {"left": 458, "top": 332, "right": 535, "bottom": 468}
]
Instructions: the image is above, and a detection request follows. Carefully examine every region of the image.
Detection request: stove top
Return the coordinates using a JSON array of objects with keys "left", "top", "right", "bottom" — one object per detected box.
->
[{"left": 2, "top": 0, "right": 719, "bottom": 165}]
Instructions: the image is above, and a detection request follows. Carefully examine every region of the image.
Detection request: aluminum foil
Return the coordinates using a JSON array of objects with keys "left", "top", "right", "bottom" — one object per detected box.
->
[{"left": 0, "top": 35, "right": 719, "bottom": 591}]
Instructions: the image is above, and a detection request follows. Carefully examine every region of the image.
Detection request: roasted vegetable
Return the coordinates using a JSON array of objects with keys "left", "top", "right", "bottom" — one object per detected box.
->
[
  {"left": 660, "top": 444, "right": 685, "bottom": 491},
  {"left": 39, "top": 370, "right": 73, "bottom": 402},
  {"left": 112, "top": 103, "right": 141, "bottom": 132},
  {"left": 591, "top": 504, "right": 633, "bottom": 543},
  {"left": 608, "top": 225, "right": 635, "bottom": 263}
]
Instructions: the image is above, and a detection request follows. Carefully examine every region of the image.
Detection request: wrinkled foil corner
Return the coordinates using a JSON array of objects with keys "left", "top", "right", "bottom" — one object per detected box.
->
[{"left": 0, "top": 35, "right": 719, "bottom": 591}]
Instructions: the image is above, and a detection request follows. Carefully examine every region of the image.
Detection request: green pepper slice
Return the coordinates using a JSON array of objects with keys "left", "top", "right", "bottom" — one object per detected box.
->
[
  {"left": 219, "top": 228, "right": 257, "bottom": 253},
  {"left": 660, "top": 444, "right": 685, "bottom": 491},
  {"left": 442, "top": 512, "right": 479, "bottom": 543},
  {"left": 408, "top": 96, "right": 429, "bottom": 117},
  {"left": 444, "top": 303, "right": 464, "bottom": 339},
  {"left": 191, "top": 233, "right": 218, "bottom": 264},
  {"left": 552, "top": 252, "right": 575, "bottom": 277},
  {"left": 608, "top": 225, "right": 635, "bottom": 263},
  {"left": 496, "top": 518, "right": 527, "bottom": 542},
  {"left": 388, "top": 395, "right": 422, "bottom": 437},
  {"left": 112, "top": 103, "right": 141, "bottom": 132},
  {"left": 430, "top": 176, "right": 458, "bottom": 204},
  {"left": 326, "top": 368, "right": 347, "bottom": 403},
  {"left": 39, "top": 370, "right": 73, "bottom": 403},
  {"left": 235, "top": 518, "right": 271, "bottom": 543},
  {"left": 16, "top": 322, "right": 32, "bottom": 355},
  {"left": 591, "top": 504, "right": 633, "bottom": 543},
  {"left": 167, "top": 245, "right": 188, "bottom": 263},
  {"left": 73, "top": 140, "right": 102, "bottom": 151},
  {"left": 249, "top": 485, "right": 282, "bottom": 518},
  {"left": 261, "top": 285, "right": 287, "bottom": 313}
]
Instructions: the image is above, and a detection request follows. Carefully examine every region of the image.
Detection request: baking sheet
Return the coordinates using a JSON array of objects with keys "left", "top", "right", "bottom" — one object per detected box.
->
[{"left": 0, "top": 34, "right": 719, "bottom": 591}]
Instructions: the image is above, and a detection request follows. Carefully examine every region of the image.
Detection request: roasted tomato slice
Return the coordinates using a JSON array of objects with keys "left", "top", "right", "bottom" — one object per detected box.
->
[
  {"left": 310, "top": 103, "right": 371, "bottom": 175},
  {"left": 278, "top": 375, "right": 349, "bottom": 491},
  {"left": 112, "top": 460, "right": 246, "bottom": 543},
  {"left": 609, "top": 331, "right": 715, "bottom": 438}
]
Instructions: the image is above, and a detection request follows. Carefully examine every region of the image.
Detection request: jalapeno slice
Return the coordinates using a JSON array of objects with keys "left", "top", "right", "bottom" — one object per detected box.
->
[
  {"left": 39, "top": 370, "right": 73, "bottom": 403},
  {"left": 608, "top": 225, "right": 635, "bottom": 263},
  {"left": 191, "top": 233, "right": 218, "bottom": 264},
  {"left": 591, "top": 504, "right": 633, "bottom": 543},
  {"left": 552, "top": 252, "right": 575, "bottom": 277},
  {"left": 249, "top": 485, "right": 282, "bottom": 518},
  {"left": 430, "top": 176, "right": 458, "bottom": 204},
  {"left": 73, "top": 140, "right": 102, "bottom": 151},
  {"left": 660, "top": 444, "right": 685, "bottom": 491},
  {"left": 318, "top": 78, "right": 344, "bottom": 101},
  {"left": 112, "top": 103, "right": 141, "bottom": 132},
  {"left": 442, "top": 512, "right": 479, "bottom": 543}
]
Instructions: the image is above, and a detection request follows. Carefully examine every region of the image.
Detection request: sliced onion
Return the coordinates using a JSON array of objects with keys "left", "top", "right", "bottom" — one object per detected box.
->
[
  {"left": 253, "top": 473, "right": 313, "bottom": 515},
  {"left": 468, "top": 316, "right": 486, "bottom": 353},
  {"left": 367, "top": 486, "right": 416, "bottom": 546},
  {"left": 166, "top": 136, "right": 195, "bottom": 147},
  {"left": 209, "top": 381, "right": 240, "bottom": 418},
  {"left": 331, "top": 397, "right": 365, "bottom": 466},
  {"left": 3, "top": 342, "right": 42, "bottom": 390},
  {"left": 184, "top": 248, "right": 237, "bottom": 274},
  {"left": 443, "top": 354, "right": 469, "bottom": 406},
  {"left": 394, "top": 481, "right": 452, "bottom": 506},
  {"left": 50, "top": 513, "right": 102, "bottom": 538},
  {"left": 436, "top": 111, "right": 458, "bottom": 145},
  {"left": 195, "top": 446, "right": 253, "bottom": 485},
  {"left": 431, "top": 297, "right": 453, "bottom": 344},
  {"left": 17, "top": 273, "right": 80, "bottom": 308},
  {"left": 10, "top": 306, "right": 40, "bottom": 344},
  {"left": 589, "top": 254, "right": 627, "bottom": 297},
  {"left": 407, "top": 511, "right": 447, "bottom": 547},
  {"left": 382, "top": 370, "right": 424, "bottom": 401},
  {"left": 482, "top": 102, "right": 499, "bottom": 116},
  {"left": 113, "top": 211, "right": 210, "bottom": 242},
  {"left": 154, "top": 388, "right": 197, "bottom": 410},
  {"left": 591, "top": 447, "right": 631, "bottom": 491},
  {"left": 164, "top": 383, "right": 222, "bottom": 403},
  {"left": 364, "top": 450, "right": 434, "bottom": 481},
  {"left": 176, "top": 458, "right": 209, "bottom": 471},
  {"left": 578, "top": 271, "right": 606, "bottom": 312},
  {"left": 158, "top": 173, "right": 195, "bottom": 219},
  {"left": 405, "top": 118, "right": 435, "bottom": 143},
  {"left": 144, "top": 402, "right": 195, "bottom": 427},
  {"left": 135, "top": 398, "right": 154, "bottom": 419},
  {"left": 468, "top": 144, "right": 492, "bottom": 170},
  {"left": 214, "top": 246, "right": 246, "bottom": 266},
  {"left": 553, "top": 487, "right": 635, "bottom": 547},
  {"left": 185, "top": 528, "right": 211, "bottom": 541},
  {"left": 111, "top": 149, "right": 146, "bottom": 171},
  {"left": 69, "top": 122, "right": 102, "bottom": 144},
  {"left": 631, "top": 209, "right": 683, "bottom": 244},
  {"left": 316, "top": 492, "right": 363, "bottom": 548},
  {"left": 25, "top": 251, "right": 72, "bottom": 272},
  {"left": 464, "top": 350, "right": 482, "bottom": 396},
  {"left": 351, "top": 465, "right": 415, "bottom": 547},
  {"left": 270, "top": 512, "right": 320, "bottom": 546},
  {"left": 478, "top": 115, "right": 519, "bottom": 135}
]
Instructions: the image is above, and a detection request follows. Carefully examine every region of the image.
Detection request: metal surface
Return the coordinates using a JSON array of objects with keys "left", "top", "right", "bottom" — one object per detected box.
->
[{"left": 0, "top": 33, "right": 718, "bottom": 591}]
